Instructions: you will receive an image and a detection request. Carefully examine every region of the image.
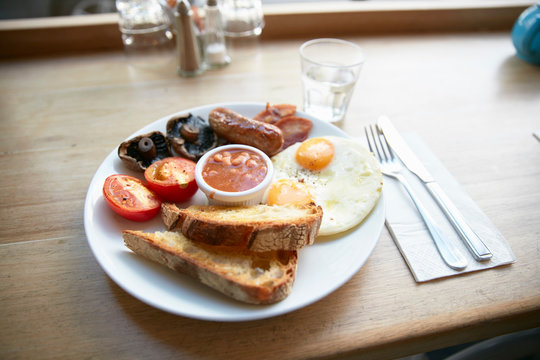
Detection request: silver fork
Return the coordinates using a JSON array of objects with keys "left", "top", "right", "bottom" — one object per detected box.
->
[{"left": 365, "top": 124, "right": 468, "bottom": 271}]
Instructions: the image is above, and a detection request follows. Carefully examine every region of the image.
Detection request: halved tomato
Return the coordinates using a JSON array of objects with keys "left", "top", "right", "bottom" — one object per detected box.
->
[
  {"left": 103, "top": 174, "right": 161, "bottom": 222},
  {"left": 144, "top": 157, "right": 198, "bottom": 203}
]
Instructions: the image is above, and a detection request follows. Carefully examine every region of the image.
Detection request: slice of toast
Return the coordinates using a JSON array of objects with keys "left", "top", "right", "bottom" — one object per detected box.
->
[
  {"left": 122, "top": 230, "right": 297, "bottom": 304},
  {"left": 161, "top": 202, "right": 323, "bottom": 252}
]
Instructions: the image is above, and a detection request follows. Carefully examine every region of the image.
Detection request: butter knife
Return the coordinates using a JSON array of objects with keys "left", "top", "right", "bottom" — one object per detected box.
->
[{"left": 377, "top": 116, "right": 493, "bottom": 261}]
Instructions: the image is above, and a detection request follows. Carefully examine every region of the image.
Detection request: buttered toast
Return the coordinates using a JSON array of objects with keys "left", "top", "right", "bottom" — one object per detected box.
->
[
  {"left": 161, "top": 202, "right": 323, "bottom": 252},
  {"left": 122, "top": 230, "right": 297, "bottom": 304}
]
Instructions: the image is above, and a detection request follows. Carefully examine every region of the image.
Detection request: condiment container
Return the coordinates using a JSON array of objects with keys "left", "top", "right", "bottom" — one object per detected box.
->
[
  {"left": 203, "top": 0, "right": 231, "bottom": 68},
  {"left": 195, "top": 144, "right": 274, "bottom": 206},
  {"left": 174, "top": 0, "right": 204, "bottom": 76}
]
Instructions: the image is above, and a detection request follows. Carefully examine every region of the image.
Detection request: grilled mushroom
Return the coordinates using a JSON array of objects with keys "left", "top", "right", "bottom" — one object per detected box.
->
[
  {"left": 118, "top": 131, "right": 172, "bottom": 171},
  {"left": 166, "top": 113, "right": 218, "bottom": 160}
]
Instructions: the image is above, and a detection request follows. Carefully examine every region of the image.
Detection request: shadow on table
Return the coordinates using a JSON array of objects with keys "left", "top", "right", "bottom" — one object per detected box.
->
[
  {"left": 496, "top": 54, "right": 540, "bottom": 99},
  {"left": 400, "top": 327, "right": 540, "bottom": 360},
  {"left": 106, "top": 266, "right": 369, "bottom": 359}
]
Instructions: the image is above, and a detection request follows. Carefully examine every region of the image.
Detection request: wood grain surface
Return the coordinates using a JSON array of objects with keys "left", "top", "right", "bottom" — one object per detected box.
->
[{"left": 0, "top": 31, "right": 539, "bottom": 359}]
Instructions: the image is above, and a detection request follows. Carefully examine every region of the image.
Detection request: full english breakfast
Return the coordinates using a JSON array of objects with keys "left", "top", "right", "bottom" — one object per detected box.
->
[{"left": 104, "top": 103, "right": 382, "bottom": 304}]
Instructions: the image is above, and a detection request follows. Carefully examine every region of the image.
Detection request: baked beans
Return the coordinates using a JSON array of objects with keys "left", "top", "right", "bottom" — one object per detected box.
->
[{"left": 201, "top": 148, "right": 268, "bottom": 192}]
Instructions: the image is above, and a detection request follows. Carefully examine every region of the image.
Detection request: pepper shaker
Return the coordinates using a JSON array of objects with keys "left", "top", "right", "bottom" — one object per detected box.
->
[{"left": 175, "top": 0, "right": 204, "bottom": 77}]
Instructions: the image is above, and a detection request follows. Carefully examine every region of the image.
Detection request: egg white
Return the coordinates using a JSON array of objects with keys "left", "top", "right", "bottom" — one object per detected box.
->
[{"left": 269, "top": 136, "right": 382, "bottom": 236}]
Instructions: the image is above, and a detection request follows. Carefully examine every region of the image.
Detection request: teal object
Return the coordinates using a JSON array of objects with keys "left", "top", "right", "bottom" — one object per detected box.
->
[{"left": 512, "top": 2, "right": 540, "bottom": 65}]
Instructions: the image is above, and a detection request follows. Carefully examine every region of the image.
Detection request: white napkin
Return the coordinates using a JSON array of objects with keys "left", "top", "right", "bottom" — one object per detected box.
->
[{"left": 359, "top": 133, "right": 515, "bottom": 282}]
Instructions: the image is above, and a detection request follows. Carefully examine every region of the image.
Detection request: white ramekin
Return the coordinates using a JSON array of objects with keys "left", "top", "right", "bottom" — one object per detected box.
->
[{"left": 195, "top": 144, "right": 274, "bottom": 206}]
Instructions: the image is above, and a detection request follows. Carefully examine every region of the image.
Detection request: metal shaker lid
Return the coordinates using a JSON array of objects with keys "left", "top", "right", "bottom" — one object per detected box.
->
[{"left": 177, "top": 0, "right": 191, "bottom": 15}]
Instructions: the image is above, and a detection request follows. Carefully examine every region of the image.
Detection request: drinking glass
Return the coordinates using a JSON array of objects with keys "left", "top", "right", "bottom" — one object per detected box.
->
[
  {"left": 116, "top": 0, "right": 175, "bottom": 68},
  {"left": 300, "top": 38, "right": 365, "bottom": 124},
  {"left": 221, "top": 0, "right": 265, "bottom": 37}
]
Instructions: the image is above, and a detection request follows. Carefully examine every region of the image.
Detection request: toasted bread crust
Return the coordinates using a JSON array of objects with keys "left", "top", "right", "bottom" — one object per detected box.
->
[
  {"left": 123, "top": 230, "right": 297, "bottom": 304},
  {"left": 161, "top": 202, "right": 323, "bottom": 252}
]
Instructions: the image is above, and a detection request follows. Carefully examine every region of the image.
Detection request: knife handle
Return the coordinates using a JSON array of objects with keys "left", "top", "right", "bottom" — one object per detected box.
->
[
  {"left": 394, "top": 174, "right": 468, "bottom": 271},
  {"left": 425, "top": 182, "right": 492, "bottom": 261}
]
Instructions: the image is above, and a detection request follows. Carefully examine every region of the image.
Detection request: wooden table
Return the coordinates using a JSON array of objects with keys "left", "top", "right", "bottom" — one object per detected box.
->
[{"left": 1, "top": 25, "right": 539, "bottom": 359}]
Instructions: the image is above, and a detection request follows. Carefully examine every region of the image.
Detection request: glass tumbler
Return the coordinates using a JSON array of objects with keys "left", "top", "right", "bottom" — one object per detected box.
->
[
  {"left": 221, "top": 0, "right": 265, "bottom": 37},
  {"left": 116, "top": 0, "right": 175, "bottom": 67},
  {"left": 300, "top": 38, "right": 365, "bottom": 124}
]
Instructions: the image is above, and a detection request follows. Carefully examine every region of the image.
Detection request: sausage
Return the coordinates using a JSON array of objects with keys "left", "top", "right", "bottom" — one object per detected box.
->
[{"left": 208, "top": 107, "right": 284, "bottom": 156}]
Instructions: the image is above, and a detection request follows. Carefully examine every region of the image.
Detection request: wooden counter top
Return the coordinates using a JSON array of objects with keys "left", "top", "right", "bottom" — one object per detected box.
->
[{"left": 0, "top": 19, "right": 539, "bottom": 360}]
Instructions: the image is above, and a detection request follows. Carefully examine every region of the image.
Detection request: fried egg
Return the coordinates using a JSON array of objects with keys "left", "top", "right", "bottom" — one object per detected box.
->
[{"left": 267, "top": 136, "right": 382, "bottom": 236}]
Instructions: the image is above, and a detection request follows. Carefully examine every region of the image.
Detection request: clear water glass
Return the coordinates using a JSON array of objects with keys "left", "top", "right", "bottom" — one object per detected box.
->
[
  {"left": 300, "top": 38, "right": 365, "bottom": 124},
  {"left": 221, "top": 0, "right": 265, "bottom": 37},
  {"left": 116, "top": 0, "right": 175, "bottom": 68}
]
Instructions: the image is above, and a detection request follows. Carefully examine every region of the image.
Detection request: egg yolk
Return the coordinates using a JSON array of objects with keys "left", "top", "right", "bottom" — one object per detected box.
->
[
  {"left": 295, "top": 138, "right": 334, "bottom": 171},
  {"left": 267, "top": 179, "right": 313, "bottom": 206}
]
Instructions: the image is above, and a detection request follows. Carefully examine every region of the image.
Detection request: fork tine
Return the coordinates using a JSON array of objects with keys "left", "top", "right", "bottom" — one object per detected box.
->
[
  {"left": 370, "top": 125, "right": 386, "bottom": 162},
  {"left": 368, "top": 124, "right": 388, "bottom": 162},
  {"left": 365, "top": 125, "right": 381, "bottom": 162},
  {"left": 376, "top": 125, "right": 394, "bottom": 162},
  {"left": 364, "top": 126, "right": 375, "bottom": 154}
]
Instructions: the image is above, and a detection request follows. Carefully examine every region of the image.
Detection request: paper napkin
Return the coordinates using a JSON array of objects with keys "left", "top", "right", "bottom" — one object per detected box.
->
[{"left": 359, "top": 133, "right": 515, "bottom": 282}]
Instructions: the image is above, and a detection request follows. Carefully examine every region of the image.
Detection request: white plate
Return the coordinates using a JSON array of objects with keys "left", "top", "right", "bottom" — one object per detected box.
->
[{"left": 84, "top": 102, "right": 385, "bottom": 322}]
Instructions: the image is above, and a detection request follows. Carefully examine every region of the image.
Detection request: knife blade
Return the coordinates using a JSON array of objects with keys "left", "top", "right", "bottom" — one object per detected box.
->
[{"left": 377, "top": 116, "right": 492, "bottom": 261}]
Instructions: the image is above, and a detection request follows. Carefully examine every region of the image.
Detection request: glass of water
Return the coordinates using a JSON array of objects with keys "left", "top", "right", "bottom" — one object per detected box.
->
[
  {"left": 116, "top": 0, "right": 175, "bottom": 68},
  {"left": 221, "top": 0, "right": 265, "bottom": 37},
  {"left": 300, "top": 38, "right": 365, "bottom": 124}
]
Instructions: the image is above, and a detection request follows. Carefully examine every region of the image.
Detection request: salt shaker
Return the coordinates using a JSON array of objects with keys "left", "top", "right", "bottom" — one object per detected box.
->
[
  {"left": 175, "top": 0, "right": 204, "bottom": 77},
  {"left": 203, "top": 0, "right": 231, "bottom": 68}
]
